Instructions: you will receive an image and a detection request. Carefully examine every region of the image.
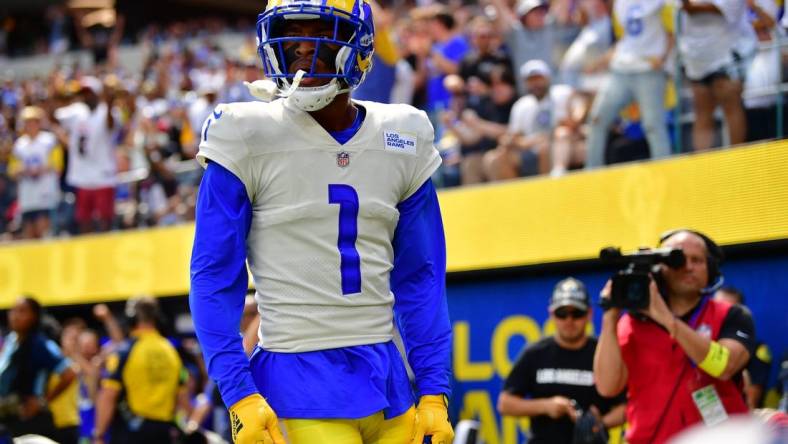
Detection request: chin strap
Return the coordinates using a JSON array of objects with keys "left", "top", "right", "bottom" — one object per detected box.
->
[
  {"left": 243, "top": 70, "right": 307, "bottom": 102},
  {"left": 277, "top": 70, "right": 306, "bottom": 98},
  {"left": 244, "top": 70, "right": 351, "bottom": 111}
]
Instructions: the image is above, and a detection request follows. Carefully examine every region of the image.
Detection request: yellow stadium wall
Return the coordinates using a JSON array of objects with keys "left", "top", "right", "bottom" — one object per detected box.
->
[{"left": 0, "top": 139, "right": 786, "bottom": 308}]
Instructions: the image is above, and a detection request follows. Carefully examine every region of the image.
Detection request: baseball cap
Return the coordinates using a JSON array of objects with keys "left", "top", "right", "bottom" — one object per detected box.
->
[
  {"left": 19, "top": 106, "right": 45, "bottom": 121},
  {"left": 519, "top": 59, "right": 552, "bottom": 79},
  {"left": 549, "top": 277, "right": 589, "bottom": 311},
  {"left": 79, "top": 76, "right": 103, "bottom": 95},
  {"left": 516, "top": 0, "right": 548, "bottom": 18}
]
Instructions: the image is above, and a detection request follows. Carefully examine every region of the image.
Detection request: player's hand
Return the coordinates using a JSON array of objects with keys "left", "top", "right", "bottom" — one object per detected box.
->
[
  {"left": 411, "top": 395, "right": 454, "bottom": 444},
  {"left": 228, "top": 394, "right": 286, "bottom": 444},
  {"left": 544, "top": 396, "right": 578, "bottom": 421}
]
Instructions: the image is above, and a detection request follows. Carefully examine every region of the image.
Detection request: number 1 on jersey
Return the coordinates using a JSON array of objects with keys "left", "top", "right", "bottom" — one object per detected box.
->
[{"left": 328, "top": 184, "right": 361, "bottom": 295}]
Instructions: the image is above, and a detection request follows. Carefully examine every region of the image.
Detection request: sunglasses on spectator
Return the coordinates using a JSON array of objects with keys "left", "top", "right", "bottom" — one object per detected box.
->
[{"left": 553, "top": 308, "right": 588, "bottom": 319}]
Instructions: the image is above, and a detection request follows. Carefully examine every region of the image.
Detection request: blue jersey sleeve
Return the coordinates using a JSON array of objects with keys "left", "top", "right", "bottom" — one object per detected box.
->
[
  {"left": 391, "top": 178, "right": 452, "bottom": 397},
  {"left": 189, "top": 161, "right": 257, "bottom": 408}
]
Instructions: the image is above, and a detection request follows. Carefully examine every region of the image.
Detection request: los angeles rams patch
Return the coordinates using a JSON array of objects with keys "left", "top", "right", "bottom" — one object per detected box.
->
[{"left": 383, "top": 131, "right": 417, "bottom": 155}]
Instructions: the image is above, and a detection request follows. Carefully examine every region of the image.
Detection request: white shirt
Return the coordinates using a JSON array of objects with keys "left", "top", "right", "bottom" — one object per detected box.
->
[
  {"left": 12, "top": 131, "right": 60, "bottom": 212},
  {"left": 612, "top": 0, "right": 670, "bottom": 73},
  {"left": 677, "top": 0, "right": 745, "bottom": 80},
  {"left": 561, "top": 16, "right": 614, "bottom": 73},
  {"left": 508, "top": 84, "right": 573, "bottom": 136},
  {"left": 197, "top": 99, "right": 441, "bottom": 352},
  {"left": 744, "top": 45, "right": 780, "bottom": 108},
  {"left": 57, "top": 102, "right": 119, "bottom": 189}
]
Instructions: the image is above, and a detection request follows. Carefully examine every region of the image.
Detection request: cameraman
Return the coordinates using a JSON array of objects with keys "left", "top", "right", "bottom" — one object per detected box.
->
[{"left": 594, "top": 229, "right": 754, "bottom": 443}]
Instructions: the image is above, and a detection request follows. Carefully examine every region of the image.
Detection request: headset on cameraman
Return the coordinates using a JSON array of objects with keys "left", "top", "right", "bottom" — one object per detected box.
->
[{"left": 657, "top": 228, "right": 725, "bottom": 295}]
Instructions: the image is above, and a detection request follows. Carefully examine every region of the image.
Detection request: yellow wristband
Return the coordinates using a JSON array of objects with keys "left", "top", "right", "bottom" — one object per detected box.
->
[{"left": 698, "top": 341, "right": 729, "bottom": 377}]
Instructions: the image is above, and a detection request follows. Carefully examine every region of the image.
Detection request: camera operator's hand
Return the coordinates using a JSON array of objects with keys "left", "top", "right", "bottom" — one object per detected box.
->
[
  {"left": 639, "top": 278, "right": 673, "bottom": 328},
  {"left": 544, "top": 396, "right": 578, "bottom": 421},
  {"left": 599, "top": 280, "right": 621, "bottom": 320}
]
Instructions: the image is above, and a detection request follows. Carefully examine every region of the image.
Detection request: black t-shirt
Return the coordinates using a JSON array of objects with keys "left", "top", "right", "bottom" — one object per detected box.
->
[
  {"left": 458, "top": 50, "right": 513, "bottom": 83},
  {"left": 712, "top": 304, "right": 756, "bottom": 355},
  {"left": 502, "top": 337, "right": 625, "bottom": 444},
  {"left": 461, "top": 95, "right": 515, "bottom": 154},
  {"left": 669, "top": 301, "right": 756, "bottom": 355}
]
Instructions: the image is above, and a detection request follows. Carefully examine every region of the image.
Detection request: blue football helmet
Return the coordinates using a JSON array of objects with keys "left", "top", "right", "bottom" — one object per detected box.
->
[{"left": 256, "top": 0, "right": 375, "bottom": 110}]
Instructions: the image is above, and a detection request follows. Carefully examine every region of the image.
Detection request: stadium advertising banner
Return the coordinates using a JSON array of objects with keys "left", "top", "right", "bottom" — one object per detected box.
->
[
  {"left": 447, "top": 255, "right": 788, "bottom": 444},
  {"left": 0, "top": 140, "right": 786, "bottom": 307}
]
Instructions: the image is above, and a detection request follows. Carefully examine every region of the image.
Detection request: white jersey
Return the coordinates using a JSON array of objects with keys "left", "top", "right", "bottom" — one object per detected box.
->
[
  {"left": 12, "top": 131, "right": 61, "bottom": 212},
  {"left": 612, "top": 0, "right": 670, "bottom": 73},
  {"left": 56, "top": 102, "right": 119, "bottom": 189},
  {"left": 508, "top": 84, "right": 573, "bottom": 136},
  {"left": 197, "top": 99, "right": 441, "bottom": 353},
  {"left": 676, "top": 0, "right": 745, "bottom": 80}
]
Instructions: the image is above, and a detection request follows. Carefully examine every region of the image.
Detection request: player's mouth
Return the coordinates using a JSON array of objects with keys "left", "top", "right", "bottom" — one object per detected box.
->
[{"left": 290, "top": 61, "right": 331, "bottom": 87}]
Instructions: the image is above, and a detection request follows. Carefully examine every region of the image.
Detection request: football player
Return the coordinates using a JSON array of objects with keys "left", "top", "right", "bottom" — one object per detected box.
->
[{"left": 188, "top": 1, "right": 454, "bottom": 443}]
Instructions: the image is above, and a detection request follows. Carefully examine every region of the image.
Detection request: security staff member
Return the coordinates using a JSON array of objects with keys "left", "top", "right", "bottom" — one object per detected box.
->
[
  {"left": 498, "top": 278, "right": 626, "bottom": 444},
  {"left": 91, "top": 297, "right": 187, "bottom": 444},
  {"left": 595, "top": 229, "right": 754, "bottom": 444}
]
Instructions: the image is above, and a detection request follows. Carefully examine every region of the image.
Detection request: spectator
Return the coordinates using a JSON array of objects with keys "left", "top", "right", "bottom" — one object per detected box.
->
[
  {"left": 458, "top": 17, "right": 513, "bottom": 86},
  {"left": 92, "top": 296, "right": 188, "bottom": 444},
  {"left": 678, "top": 0, "right": 747, "bottom": 150},
  {"left": 353, "top": 1, "right": 415, "bottom": 105},
  {"left": 47, "top": 319, "right": 84, "bottom": 444},
  {"left": 421, "top": 6, "right": 471, "bottom": 124},
  {"left": 595, "top": 229, "right": 754, "bottom": 443},
  {"left": 74, "top": 328, "right": 101, "bottom": 444},
  {"left": 71, "top": 6, "right": 125, "bottom": 68},
  {"left": 559, "top": 0, "right": 613, "bottom": 89},
  {"left": 490, "top": 0, "right": 556, "bottom": 95},
  {"left": 497, "top": 277, "right": 626, "bottom": 443},
  {"left": 8, "top": 106, "right": 63, "bottom": 239},
  {"left": 442, "top": 67, "right": 518, "bottom": 184},
  {"left": 484, "top": 60, "right": 576, "bottom": 179},
  {"left": 714, "top": 286, "right": 773, "bottom": 409},
  {"left": 400, "top": 13, "right": 432, "bottom": 111},
  {"left": 585, "top": 0, "right": 674, "bottom": 169},
  {"left": 55, "top": 76, "right": 120, "bottom": 233},
  {"left": 71, "top": 304, "right": 125, "bottom": 443},
  {"left": 0, "top": 296, "right": 76, "bottom": 441},
  {"left": 188, "top": 85, "right": 221, "bottom": 144},
  {"left": 742, "top": 0, "right": 783, "bottom": 142}
]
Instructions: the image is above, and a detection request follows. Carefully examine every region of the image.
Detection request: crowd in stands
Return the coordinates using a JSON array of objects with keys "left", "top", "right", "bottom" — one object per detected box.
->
[
  {"left": 0, "top": 294, "right": 244, "bottom": 443},
  {"left": 0, "top": 0, "right": 787, "bottom": 241}
]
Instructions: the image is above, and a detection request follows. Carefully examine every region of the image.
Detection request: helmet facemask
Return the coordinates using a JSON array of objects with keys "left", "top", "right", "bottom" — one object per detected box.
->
[{"left": 256, "top": 1, "right": 375, "bottom": 111}]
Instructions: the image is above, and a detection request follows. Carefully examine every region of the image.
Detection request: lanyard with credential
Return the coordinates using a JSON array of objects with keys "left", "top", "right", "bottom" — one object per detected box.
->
[
  {"left": 648, "top": 293, "right": 712, "bottom": 442},
  {"left": 684, "top": 294, "right": 711, "bottom": 368}
]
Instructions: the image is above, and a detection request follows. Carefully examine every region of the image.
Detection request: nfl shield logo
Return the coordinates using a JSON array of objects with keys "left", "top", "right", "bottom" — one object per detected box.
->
[{"left": 337, "top": 151, "right": 350, "bottom": 168}]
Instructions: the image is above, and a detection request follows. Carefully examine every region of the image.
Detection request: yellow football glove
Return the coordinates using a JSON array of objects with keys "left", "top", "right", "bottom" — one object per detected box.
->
[
  {"left": 228, "top": 394, "right": 286, "bottom": 444},
  {"left": 411, "top": 394, "right": 454, "bottom": 444}
]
